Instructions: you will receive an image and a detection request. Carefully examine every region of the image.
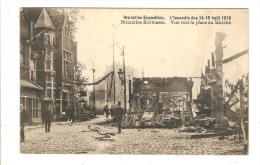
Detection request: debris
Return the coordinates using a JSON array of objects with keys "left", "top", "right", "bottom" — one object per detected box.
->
[
  {"left": 178, "top": 126, "right": 198, "bottom": 133},
  {"left": 189, "top": 133, "right": 220, "bottom": 139},
  {"left": 185, "top": 116, "right": 216, "bottom": 130},
  {"left": 93, "top": 136, "right": 116, "bottom": 142}
]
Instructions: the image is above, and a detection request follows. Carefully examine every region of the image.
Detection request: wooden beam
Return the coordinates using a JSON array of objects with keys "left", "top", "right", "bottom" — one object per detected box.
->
[{"left": 222, "top": 49, "right": 248, "bottom": 64}]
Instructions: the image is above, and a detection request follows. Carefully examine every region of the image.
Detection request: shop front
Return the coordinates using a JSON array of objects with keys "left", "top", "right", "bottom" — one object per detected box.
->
[{"left": 20, "top": 80, "right": 43, "bottom": 124}]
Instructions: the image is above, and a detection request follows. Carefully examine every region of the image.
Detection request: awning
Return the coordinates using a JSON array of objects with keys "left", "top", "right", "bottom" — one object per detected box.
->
[{"left": 20, "top": 80, "right": 43, "bottom": 90}]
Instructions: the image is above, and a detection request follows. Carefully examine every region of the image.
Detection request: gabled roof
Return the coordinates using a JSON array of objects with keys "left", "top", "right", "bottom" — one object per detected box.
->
[{"left": 34, "top": 8, "right": 55, "bottom": 29}]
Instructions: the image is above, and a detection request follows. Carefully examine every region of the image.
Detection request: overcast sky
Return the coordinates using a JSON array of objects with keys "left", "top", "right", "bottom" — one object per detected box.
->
[{"left": 75, "top": 9, "right": 248, "bottom": 96}]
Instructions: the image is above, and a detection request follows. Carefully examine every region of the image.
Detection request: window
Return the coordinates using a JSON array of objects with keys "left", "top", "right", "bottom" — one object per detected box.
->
[
  {"left": 45, "top": 34, "right": 55, "bottom": 46},
  {"left": 64, "top": 26, "right": 70, "bottom": 37},
  {"left": 45, "top": 51, "right": 53, "bottom": 70},
  {"left": 32, "top": 99, "right": 40, "bottom": 118},
  {"left": 63, "top": 50, "right": 73, "bottom": 78},
  {"left": 45, "top": 35, "right": 50, "bottom": 45},
  {"left": 30, "top": 58, "right": 36, "bottom": 81},
  {"left": 20, "top": 43, "right": 25, "bottom": 64}
]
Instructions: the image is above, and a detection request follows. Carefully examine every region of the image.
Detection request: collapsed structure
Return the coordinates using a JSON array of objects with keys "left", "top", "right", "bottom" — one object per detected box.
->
[{"left": 124, "top": 77, "right": 194, "bottom": 127}]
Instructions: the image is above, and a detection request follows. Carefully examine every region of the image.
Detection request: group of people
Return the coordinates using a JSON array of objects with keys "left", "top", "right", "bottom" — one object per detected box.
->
[
  {"left": 20, "top": 101, "right": 125, "bottom": 142},
  {"left": 103, "top": 101, "right": 125, "bottom": 133},
  {"left": 20, "top": 106, "right": 53, "bottom": 142}
]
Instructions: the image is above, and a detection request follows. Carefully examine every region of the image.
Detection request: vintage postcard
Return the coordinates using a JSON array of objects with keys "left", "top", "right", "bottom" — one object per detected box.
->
[{"left": 19, "top": 8, "right": 249, "bottom": 155}]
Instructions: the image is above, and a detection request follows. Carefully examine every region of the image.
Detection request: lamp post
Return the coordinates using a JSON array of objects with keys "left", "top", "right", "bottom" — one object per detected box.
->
[{"left": 118, "top": 46, "right": 127, "bottom": 114}]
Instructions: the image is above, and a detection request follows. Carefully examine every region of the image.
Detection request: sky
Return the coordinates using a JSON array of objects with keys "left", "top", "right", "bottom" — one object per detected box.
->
[{"left": 75, "top": 9, "right": 248, "bottom": 97}]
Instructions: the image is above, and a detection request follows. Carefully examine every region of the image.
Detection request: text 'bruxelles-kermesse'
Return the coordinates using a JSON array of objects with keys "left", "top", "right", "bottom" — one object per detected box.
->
[{"left": 121, "top": 15, "right": 166, "bottom": 24}]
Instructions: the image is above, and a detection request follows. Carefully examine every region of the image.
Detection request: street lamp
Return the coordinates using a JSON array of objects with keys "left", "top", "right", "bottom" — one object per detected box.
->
[
  {"left": 117, "top": 46, "right": 127, "bottom": 114},
  {"left": 118, "top": 69, "right": 124, "bottom": 85}
]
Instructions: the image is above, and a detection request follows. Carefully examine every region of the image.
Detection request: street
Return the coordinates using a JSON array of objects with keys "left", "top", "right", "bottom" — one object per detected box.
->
[{"left": 20, "top": 115, "right": 244, "bottom": 155}]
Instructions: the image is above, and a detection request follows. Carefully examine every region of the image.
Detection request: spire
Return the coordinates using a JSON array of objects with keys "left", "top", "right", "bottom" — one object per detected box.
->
[{"left": 34, "top": 8, "right": 55, "bottom": 29}]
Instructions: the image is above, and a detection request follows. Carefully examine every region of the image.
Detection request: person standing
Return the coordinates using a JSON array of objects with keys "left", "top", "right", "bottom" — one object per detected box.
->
[
  {"left": 20, "top": 105, "right": 28, "bottom": 142},
  {"left": 66, "top": 107, "right": 72, "bottom": 124},
  {"left": 110, "top": 105, "right": 116, "bottom": 121},
  {"left": 115, "top": 101, "right": 125, "bottom": 133},
  {"left": 103, "top": 105, "right": 109, "bottom": 119},
  {"left": 44, "top": 108, "right": 53, "bottom": 133},
  {"left": 71, "top": 107, "right": 75, "bottom": 124}
]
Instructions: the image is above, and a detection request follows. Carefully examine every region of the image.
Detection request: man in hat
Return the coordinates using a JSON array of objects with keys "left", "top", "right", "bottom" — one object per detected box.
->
[
  {"left": 115, "top": 101, "right": 125, "bottom": 133},
  {"left": 20, "top": 104, "right": 28, "bottom": 142},
  {"left": 43, "top": 107, "right": 53, "bottom": 133}
]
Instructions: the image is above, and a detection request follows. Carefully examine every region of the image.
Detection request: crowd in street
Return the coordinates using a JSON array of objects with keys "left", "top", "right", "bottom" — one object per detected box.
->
[{"left": 20, "top": 101, "right": 126, "bottom": 142}]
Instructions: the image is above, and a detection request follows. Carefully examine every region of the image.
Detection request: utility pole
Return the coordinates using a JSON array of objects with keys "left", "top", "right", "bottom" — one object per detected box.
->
[
  {"left": 113, "top": 32, "right": 116, "bottom": 105},
  {"left": 92, "top": 61, "right": 95, "bottom": 108},
  {"left": 123, "top": 46, "right": 127, "bottom": 113}
]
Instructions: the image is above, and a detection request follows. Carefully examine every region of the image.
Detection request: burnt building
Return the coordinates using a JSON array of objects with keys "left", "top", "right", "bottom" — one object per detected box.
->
[{"left": 131, "top": 77, "right": 194, "bottom": 113}]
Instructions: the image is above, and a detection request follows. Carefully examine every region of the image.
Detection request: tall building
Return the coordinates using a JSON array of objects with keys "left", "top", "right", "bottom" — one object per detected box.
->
[
  {"left": 20, "top": 8, "right": 78, "bottom": 124},
  {"left": 51, "top": 9, "right": 78, "bottom": 115}
]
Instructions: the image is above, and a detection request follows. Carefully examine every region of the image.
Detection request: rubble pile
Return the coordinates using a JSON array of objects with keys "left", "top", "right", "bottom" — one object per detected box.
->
[{"left": 178, "top": 114, "right": 242, "bottom": 136}]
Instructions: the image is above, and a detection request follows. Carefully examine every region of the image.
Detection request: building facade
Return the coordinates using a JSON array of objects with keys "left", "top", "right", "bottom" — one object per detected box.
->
[{"left": 20, "top": 8, "right": 78, "bottom": 123}]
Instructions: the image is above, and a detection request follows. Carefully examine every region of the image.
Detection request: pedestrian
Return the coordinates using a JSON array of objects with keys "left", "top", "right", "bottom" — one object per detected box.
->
[
  {"left": 44, "top": 108, "right": 53, "bottom": 133},
  {"left": 115, "top": 101, "right": 125, "bottom": 133},
  {"left": 41, "top": 109, "right": 45, "bottom": 128},
  {"left": 110, "top": 105, "right": 116, "bottom": 121},
  {"left": 103, "top": 105, "right": 109, "bottom": 118},
  {"left": 71, "top": 107, "right": 75, "bottom": 124},
  {"left": 20, "top": 105, "right": 29, "bottom": 142},
  {"left": 66, "top": 107, "right": 72, "bottom": 124},
  {"left": 92, "top": 105, "right": 96, "bottom": 117}
]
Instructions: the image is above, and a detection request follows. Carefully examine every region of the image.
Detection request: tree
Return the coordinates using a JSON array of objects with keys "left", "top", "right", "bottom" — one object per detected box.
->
[{"left": 75, "top": 62, "right": 89, "bottom": 90}]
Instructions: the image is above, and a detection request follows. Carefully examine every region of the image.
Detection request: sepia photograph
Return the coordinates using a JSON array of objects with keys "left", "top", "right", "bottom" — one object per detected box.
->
[{"left": 18, "top": 8, "right": 250, "bottom": 155}]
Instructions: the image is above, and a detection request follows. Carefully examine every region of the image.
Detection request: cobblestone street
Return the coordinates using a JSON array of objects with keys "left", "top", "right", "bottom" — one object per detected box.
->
[{"left": 20, "top": 116, "right": 244, "bottom": 155}]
